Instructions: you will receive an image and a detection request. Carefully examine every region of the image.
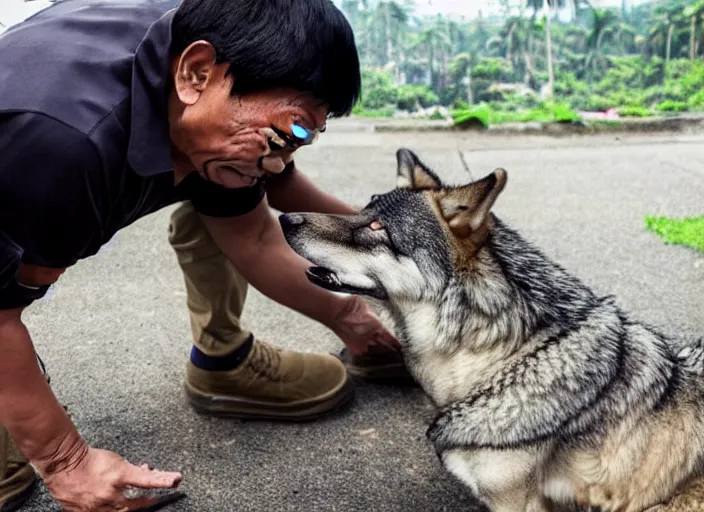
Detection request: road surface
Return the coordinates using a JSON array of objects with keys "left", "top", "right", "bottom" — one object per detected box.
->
[{"left": 23, "top": 125, "right": 704, "bottom": 511}]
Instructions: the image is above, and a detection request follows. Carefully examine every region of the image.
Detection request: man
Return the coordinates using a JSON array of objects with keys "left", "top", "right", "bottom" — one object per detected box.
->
[{"left": 0, "top": 0, "right": 408, "bottom": 510}]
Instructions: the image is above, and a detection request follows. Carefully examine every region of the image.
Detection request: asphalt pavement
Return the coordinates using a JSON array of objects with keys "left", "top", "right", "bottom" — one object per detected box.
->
[{"left": 21, "top": 124, "right": 704, "bottom": 511}]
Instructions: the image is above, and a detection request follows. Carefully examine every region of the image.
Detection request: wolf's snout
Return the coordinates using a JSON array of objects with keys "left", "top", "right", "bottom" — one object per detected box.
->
[{"left": 279, "top": 214, "right": 305, "bottom": 233}]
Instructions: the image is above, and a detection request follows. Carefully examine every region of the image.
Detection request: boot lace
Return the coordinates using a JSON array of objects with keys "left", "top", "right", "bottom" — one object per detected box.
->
[{"left": 245, "top": 341, "right": 283, "bottom": 381}]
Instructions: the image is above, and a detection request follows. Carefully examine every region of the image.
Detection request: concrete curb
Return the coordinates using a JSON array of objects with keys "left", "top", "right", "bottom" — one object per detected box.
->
[{"left": 358, "top": 114, "right": 704, "bottom": 136}]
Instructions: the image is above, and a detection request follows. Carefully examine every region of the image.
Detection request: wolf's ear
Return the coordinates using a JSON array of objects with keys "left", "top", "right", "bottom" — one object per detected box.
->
[
  {"left": 438, "top": 168, "right": 507, "bottom": 238},
  {"left": 396, "top": 148, "right": 442, "bottom": 190}
]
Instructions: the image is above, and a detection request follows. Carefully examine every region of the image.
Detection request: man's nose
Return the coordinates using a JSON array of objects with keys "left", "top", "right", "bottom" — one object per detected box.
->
[{"left": 279, "top": 214, "right": 305, "bottom": 233}]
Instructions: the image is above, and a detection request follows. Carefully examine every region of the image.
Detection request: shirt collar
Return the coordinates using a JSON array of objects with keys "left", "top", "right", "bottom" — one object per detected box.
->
[{"left": 127, "top": 8, "right": 176, "bottom": 177}]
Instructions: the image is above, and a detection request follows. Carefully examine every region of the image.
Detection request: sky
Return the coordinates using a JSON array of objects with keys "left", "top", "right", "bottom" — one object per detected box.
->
[
  {"left": 333, "top": 0, "right": 653, "bottom": 19},
  {"left": 0, "top": 0, "right": 55, "bottom": 29},
  {"left": 2, "top": 0, "right": 655, "bottom": 32}
]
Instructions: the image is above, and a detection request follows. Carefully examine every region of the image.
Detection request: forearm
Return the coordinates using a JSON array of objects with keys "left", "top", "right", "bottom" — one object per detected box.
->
[
  {"left": 266, "top": 165, "right": 357, "bottom": 215},
  {"left": 0, "top": 311, "right": 86, "bottom": 475},
  {"left": 204, "top": 214, "right": 347, "bottom": 328}
]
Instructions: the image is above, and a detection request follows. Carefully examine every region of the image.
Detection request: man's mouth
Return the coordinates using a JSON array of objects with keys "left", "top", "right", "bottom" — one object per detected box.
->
[
  {"left": 305, "top": 266, "right": 387, "bottom": 300},
  {"left": 229, "top": 167, "right": 259, "bottom": 186}
]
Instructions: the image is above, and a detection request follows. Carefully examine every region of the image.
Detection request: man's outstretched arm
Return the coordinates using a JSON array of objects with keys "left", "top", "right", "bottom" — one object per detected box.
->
[{"left": 201, "top": 197, "right": 398, "bottom": 355}]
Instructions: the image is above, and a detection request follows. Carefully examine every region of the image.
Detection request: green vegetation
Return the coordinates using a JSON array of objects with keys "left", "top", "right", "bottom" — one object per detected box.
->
[
  {"left": 618, "top": 105, "right": 652, "bottom": 117},
  {"left": 645, "top": 216, "right": 704, "bottom": 252},
  {"left": 340, "top": 0, "right": 704, "bottom": 126},
  {"left": 451, "top": 101, "right": 581, "bottom": 128}
]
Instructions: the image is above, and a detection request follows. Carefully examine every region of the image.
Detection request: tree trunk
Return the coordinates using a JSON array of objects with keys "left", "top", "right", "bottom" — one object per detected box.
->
[
  {"left": 428, "top": 41, "right": 434, "bottom": 88},
  {"left": 506, "top": 22, "right": 516, "bottom": 66},
  {"left": 384, "top": 2, "right": 393, "bottom": 65},
  {"left": 544, "top": 4, "right": 555, "bottom": 99},
  {"left": 691, "top": 15, "right": 697, "bottom": 60},
  {"left": 666, "top": 23, "right": 673, "bottom": 64}
]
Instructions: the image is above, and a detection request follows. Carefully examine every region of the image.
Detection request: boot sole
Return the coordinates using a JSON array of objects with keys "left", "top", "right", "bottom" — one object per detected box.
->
[
  {"left": 345, "top": 362, "right": 416, "bottom": 384},
  {"left": 0, "top": 474, "right": 38, "bottom": 512},
  {"left": 184, "top": 375, "right": 355, "bottom": 422}
]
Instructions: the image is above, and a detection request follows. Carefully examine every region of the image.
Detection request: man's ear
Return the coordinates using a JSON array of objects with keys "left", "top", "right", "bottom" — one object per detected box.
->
[
  {"left": 438, "top": 169, "right": 507, "bottom": 238},
  {"left": 172, "top": 41, "right": 219, "bottom": 106},
  {"left": 396, "top": 148, "right": 443, "bottom": 190}
]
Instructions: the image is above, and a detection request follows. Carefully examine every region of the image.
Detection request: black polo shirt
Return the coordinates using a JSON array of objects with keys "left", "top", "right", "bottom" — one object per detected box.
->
[{"left": 0, "top": 0, "right": 270, "bottom": 309}]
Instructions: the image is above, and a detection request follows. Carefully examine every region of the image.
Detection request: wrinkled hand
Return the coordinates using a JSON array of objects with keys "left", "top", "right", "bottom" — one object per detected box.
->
[
  {"left": 41, "top": 446, "right": 182, "bottom": 512},
  {"left": 330, "top": 296, "right": 400, "bottom": 356}
]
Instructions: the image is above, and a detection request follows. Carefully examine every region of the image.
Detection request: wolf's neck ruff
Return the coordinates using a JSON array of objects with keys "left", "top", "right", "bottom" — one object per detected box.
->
[{"left": 399, "top": 220, "right": 674, "bottom": 454}]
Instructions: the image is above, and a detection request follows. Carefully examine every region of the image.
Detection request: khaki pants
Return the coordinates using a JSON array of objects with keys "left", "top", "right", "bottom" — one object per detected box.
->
[{"left": 168, "top": 201, "right": 253, "bottom": 357}]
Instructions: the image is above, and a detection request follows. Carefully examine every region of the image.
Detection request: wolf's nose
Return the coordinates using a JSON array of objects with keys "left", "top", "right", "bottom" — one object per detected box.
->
[{"left": 279, "top": 214, "right": 305, "bottom": 231}]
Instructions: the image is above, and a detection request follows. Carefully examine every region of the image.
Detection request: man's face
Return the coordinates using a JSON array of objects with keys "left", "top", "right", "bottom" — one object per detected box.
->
[{"left": 168, "top": 41, "right": 327, "bottom": 189}]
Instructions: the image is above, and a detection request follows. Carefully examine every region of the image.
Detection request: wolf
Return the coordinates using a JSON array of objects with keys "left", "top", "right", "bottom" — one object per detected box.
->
[{"left": 279, "top": 148, "right": 704, "bottom": 512}]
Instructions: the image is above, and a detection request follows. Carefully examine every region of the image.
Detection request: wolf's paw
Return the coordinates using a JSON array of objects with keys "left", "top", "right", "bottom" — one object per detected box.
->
[{"left": 646, "top": 477, "right": 704, "bottom": 511}]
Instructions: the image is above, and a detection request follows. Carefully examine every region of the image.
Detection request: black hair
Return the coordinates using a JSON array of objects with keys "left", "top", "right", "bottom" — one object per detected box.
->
[{"left": 171, "top": 0, "right": 361, "bottom": 117}]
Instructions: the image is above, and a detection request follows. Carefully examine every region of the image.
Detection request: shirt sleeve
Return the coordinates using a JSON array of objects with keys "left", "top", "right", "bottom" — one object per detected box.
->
[
  {"left": 0, "top": 112, "right": 103, "bottom": 309},
  {"left": 177, "top": 172, "right": 267, "bottom": 218}
]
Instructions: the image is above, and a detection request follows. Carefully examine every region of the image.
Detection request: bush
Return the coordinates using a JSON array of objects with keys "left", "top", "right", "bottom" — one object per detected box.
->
[
  {"left": 451, "top": 102, "right": 582, "bottom": 128},
  {"left": 396, "top": 84, "right": 440, "bottom": 111},
  {"left": 655, "top": 100, "right": 688, "bottom": 113},
  {"left": 642, "top": 86, "right": 685, "bottom": 106},
  {"left": 676, "top": 59, "right": 704, "bottom": 98},
  {"left": 551, "top": 103, "right": 581, "bottom": 123},
  {"left": 618, "top": 105, "right": 652, "bottom": 117},
  {"left": 452, "top": 99, "right": 470, "bottom": 110},
  {"left": 470, "top": 58, "right": 514, "bottom": 102},
  {"left": 351, "top": 104, "right": 395, "bottom": 118},
  {"left": 451, "top": 104, "right": 491, "bottom": 129},
  {"left": 358, "top": 69, "right": 398, "bottom": 110},
  {"left": 554, "top": 72, "right": 590, "bottom": 97},
  {"left": 581, "top": 95, "right": 615, "bottom": 111},
  {"left": 687, "top": 89, "right": 704, "bottom": 110}
]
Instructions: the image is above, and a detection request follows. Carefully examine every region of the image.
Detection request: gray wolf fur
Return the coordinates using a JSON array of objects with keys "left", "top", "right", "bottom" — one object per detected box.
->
[{"left": 279, "top": 148, "right": 704, "bottom": 512}]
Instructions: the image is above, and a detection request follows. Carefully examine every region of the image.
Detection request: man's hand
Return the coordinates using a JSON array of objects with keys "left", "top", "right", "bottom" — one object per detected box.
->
[
  {"left": 42, "top": 446, "right": 182, "bottom": 512},
  {"left": 328, "top": 296, "right": 400, "bottom": 356},
  {"left": 0, "top": 308, "right": 182, "bottom": 512}
]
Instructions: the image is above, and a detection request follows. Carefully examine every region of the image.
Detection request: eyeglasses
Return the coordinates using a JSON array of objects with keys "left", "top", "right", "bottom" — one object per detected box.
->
[{"left": 269, "top": 123, "right": 324, "bottom": 150}]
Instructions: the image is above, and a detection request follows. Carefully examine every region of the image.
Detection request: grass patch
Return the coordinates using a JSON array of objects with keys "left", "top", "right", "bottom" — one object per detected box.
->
[
  {"left": 655, "top": 100, "right": 688, "bottom": 113},
  {"left": 352, "top": 105, "right": 396, "bottom": 118},
  {"left": 451, "top": 104, "right": 491, "bottom": 129},
  {"left": 645, "top": 216, "right": 704, "bottom": 252},
  {"left": 451, "top": 102, "right": 581, "bottom": 128},
  {"left": 618, "top": 105, "right": 652, "bottom": 117},
  {"left": 551, "top": 103, "right": 582, "bottom": 123}
]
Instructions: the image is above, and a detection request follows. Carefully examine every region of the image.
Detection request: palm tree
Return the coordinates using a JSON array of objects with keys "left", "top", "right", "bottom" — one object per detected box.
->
[
  {"left": 449, "top": 52, "right": 474, "bottom": 104},
  {"left": 411, "top": 17, "right": 450, "bottom": 91},
  {"left": 684, "top": 0, "right": 704, "bottom": 59},
  {"left": 526, "top": 0, "right": 565, "bottom": 98},
  {"left": 648, "top": 4, "right": 684, "bottom": 64}
]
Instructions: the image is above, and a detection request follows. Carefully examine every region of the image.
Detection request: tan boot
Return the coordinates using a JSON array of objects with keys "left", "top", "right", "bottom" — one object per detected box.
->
[
  {"left": 185, "top": 337, "right": 354, "bottom": 421},
  {"left": 0, "top": 427, "right": 37, "bottom": 512},
  {"left": 337, "top": 346, "right": 416, "bottom": 384}
]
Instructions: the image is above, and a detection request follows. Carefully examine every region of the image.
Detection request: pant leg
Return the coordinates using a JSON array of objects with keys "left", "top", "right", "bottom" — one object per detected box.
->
[{"left": 168, "top": 201, "right": 252, "bottom": 357}]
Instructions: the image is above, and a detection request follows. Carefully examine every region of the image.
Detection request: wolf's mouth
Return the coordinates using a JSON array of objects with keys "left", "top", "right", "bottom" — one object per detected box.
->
[{"left": 305, "top": 266, "right": 387, "bottom": 300}]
